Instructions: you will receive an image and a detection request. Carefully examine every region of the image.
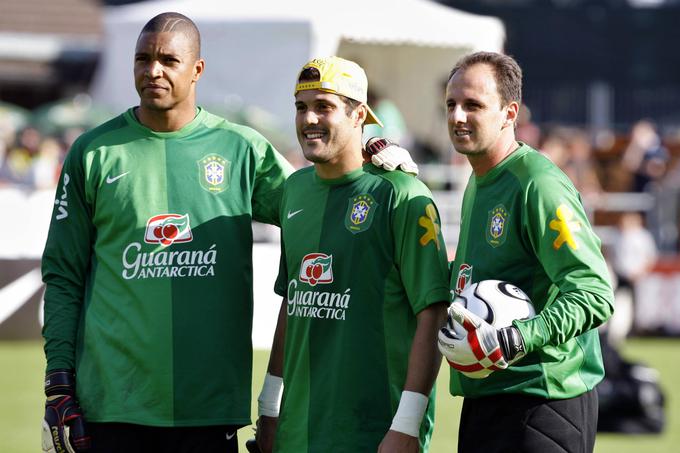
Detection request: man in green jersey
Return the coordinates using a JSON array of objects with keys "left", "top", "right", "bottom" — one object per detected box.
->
[
  {"left": 437, "top": 51, "right": 614, "bottom": 453},
  {"left": 39, "top": 12, "right": 295, "bottom": 453},
  {"left": 252, "top": 57, "right": 449, "bottom": 453}
]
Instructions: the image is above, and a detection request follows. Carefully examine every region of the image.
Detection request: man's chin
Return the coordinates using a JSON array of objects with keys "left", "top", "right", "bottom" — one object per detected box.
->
[
  {"left": 301, "top": 149, "right": 328, "bottom": 164},
  {"left": 453, "top": 146, "right": 481, "bottom": 156},
  {"left": 302, "top": 154, "right": 324, "bottom": 164},
  {"left": 140, "top": 99, "right": 172, "bottom": 112}
]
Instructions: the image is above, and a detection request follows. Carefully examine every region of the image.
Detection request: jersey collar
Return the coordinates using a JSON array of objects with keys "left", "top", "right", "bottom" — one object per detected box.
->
[
  {"left": 474, "top": 142, "right": 531, "bottom": 186},
  {"left": 125, "top": 107, "right": 205, "bottom": 138}
]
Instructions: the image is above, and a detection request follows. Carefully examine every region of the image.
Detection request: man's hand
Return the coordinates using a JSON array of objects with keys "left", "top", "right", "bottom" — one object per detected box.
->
[
  {"left": 42, "top": 370, "right": 91, "bottom": 453},
  {"left": 448, "top": 302, "right": 508, "bottom": 370},
  {"left": 438, "top": 303, "right": 526, "bottom": 378},
  {"left": 245, "top": 439, "right": 262, "bottom": 453},
  {"left": 437, "top": 306, "right": 497, "bottom": 379},
  {"left": 254, "top": 415, "right": 278, "bottom": 453},
  {"left": 378, "top": 429, "right": 420, "bottom": 453},
  {"left": 366, "top": 137, "right": 419, "bottom": 176}
]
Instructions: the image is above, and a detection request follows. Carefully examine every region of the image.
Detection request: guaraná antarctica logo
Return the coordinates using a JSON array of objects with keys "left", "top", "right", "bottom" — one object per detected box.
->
[
  {"left": 287, "top": 252, "right": 351, "bottom": 321},
  {"left": 122, "top": 213, "right": 217, "bottom": 280},
  {"left": 298, "top": 253, "right": 334, "bottom": 286},
  {"left": 455, "top": 263, "right": 473, "bottom": 295},
  {"left": 144, "top": 214, "right": 193, "bottom": 246}
]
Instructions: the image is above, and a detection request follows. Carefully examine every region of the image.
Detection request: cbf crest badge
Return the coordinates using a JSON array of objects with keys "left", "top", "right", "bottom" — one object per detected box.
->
[
  {"left": 197, "top": 154, "right": 230, "bottom": 194},
  {"left": 345, "top": 193, "right": 378, "bottom": 234},
  {"left": 486, "top": 204, "right": 509, "bottom": 247}
]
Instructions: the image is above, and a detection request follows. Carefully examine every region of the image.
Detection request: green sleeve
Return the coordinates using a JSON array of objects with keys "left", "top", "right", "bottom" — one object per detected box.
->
[
  {"left": 515, "top": 173, "right": 614, "bottom": 353},
  {"left": 390, "top": 175, "right": 450, "bottom": 314},
  {"left": 251, "top": 138, "right": 293, "bottom": 226},
  {"left": 272, "top": 178, "right": 290, "bottom": 297},
  {"left": 41, "top": 140, "right": 94, "bottom": 372},
  {"left": 274, "top": 234, "right": 288, "bottom": 297}
]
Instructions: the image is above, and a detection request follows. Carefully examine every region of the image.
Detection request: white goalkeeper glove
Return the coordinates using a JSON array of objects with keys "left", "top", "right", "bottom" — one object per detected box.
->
[
  {"left": 365, "top": 137, "right": 419, "bottom": 176},
  {"left": 437, "top": 303, "right": 526, "bottom": 378}
]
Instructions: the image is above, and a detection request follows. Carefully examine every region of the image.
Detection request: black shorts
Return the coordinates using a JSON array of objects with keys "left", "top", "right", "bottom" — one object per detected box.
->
[
  {"left": 86, "top": 422, "right": 240, "bottom": 453},
  {"left": 458, "top": 389, "right": 598, "bottom": 453}
]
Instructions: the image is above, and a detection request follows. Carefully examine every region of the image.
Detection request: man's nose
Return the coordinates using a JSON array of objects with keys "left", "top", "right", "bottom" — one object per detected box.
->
[
  {"left": 145, "top": 60, "right": 162, "bottom": 78},
  {"left": 300, "top": 110, "right": 319, "bottom": 125},
  {"left": 450, "top": 105, "right": 466, "bottom": 124}
]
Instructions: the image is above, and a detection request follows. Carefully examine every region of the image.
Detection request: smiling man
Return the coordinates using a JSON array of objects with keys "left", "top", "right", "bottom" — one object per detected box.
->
[
  {"left": 253, "top": 56, "right": 449, "bottom": 453},
  {"left": 437, "top": 51, "right": 614, "bottom": 453}
]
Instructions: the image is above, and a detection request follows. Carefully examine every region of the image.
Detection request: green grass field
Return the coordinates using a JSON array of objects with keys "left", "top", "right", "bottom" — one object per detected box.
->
[{"left": 4, "top": 338, "right": 678, "bottom": 452}]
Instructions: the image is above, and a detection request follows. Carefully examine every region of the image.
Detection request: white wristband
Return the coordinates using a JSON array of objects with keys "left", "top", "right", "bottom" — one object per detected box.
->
[
  {"left": 257, "top": 373, "right": 283, "bottom": 417},
  {"left": 389, "top": 391, "right": 428, "bottom": 437}
]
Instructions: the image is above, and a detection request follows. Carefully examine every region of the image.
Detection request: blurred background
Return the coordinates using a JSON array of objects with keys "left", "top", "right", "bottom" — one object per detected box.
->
[{"left": 1, "top": 0, "right": 679, "bottom": 451}]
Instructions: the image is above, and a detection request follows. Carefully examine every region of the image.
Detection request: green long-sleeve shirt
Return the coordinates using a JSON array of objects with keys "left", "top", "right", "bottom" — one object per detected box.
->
[{"left": 449, "top": 144, "right": 614, "bottom": 399}]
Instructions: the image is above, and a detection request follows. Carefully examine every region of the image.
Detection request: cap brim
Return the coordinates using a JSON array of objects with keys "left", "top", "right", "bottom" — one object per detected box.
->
[{"left": 365, "top": 104, "right": 383, "bottom": 127}]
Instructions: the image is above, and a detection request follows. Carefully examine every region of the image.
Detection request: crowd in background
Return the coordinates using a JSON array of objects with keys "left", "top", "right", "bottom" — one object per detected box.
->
[
  {"left": 2, "top": 97, "right": 679, "bottom": 261},
  {"left": 0, "top": 124, "right": 80, "bottom": 190}
]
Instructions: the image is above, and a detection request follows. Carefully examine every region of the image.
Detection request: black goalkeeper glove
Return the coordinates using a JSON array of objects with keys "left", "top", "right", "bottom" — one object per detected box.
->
[
  {"left": 41, "top": 369, "right": 91, "bottom": 453},
  {"left": 246, "top": 438, "right": 263, "bottom": 453}
]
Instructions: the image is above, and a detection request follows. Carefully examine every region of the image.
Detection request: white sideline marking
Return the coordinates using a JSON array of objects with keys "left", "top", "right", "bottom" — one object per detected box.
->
[{"left": 0, "top": 268, "right": 43, "bottom": 324}]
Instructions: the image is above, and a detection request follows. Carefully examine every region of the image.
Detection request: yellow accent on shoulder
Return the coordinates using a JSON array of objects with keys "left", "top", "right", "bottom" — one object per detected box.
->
[
  {"left": 419, "top": 203, "right": 441, "bottom": 250},
  {"left": 549, "top": 204, "right": 581, "bottom": 250}
]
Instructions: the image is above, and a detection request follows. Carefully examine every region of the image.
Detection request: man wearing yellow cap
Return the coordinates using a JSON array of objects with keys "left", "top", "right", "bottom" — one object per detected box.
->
[{"left": 253, "top": 56, "right": 449, "bottom": 453}]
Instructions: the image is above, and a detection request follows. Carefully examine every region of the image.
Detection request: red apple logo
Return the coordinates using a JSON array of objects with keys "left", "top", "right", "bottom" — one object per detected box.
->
[
  {"left": 145, "top": 214, "right": 192, "bottom": 246},
  {"left": 299, "top": 253, "right": 333, "bottom": 286}
]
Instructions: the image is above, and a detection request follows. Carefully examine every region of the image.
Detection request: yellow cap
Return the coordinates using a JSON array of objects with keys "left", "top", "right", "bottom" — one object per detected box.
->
[{"left": 295, "top": 56, "right": 383, "bottom": 127}]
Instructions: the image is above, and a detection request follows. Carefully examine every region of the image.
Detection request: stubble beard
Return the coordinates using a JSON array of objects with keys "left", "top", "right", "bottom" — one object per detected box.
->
[
  {"left": 301, "top": 142, "right": 332, "bottom": 165},
  {"left": 454, "top": 146, "right": 486, "bottom": 157},
  {"left": 139, "top": 96, "right": 173, "bottom": 113}
]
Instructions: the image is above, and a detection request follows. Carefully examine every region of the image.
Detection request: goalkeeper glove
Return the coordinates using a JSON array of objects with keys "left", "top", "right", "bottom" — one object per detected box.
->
[
  {"left": 42, "top": 369, "right": 91, "bottom": 453},
  {"left": 365, "top": 137, "right": 419, "bottom": 176},
  {"left": 438, "top": 303, "right": 526, "bottom": 377},
  {"left": 246, "top": 439, "right": 263, "bottom": 453}
]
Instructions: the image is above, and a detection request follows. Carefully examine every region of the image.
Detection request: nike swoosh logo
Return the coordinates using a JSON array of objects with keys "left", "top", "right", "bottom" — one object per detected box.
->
[
  {"left": 287, "top": 209, "right": 303, "bottom": 219},
  {"left": 0, "top": 268, "right": 43, "bottom": 324},
  {"left": 225, "top": 431, "right": 236, "bottom": 440},
  {"left": 106, "top": 172, "right": 130, "bottom": 184}
]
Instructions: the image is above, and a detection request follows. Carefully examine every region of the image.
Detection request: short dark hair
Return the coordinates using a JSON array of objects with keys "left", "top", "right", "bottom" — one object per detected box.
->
[
  {"left": 139, "top": 12, "right": 201, "bottom": 58},
  {"left": 449, "top": 51, "right": 522, "bottom": 107},
  {"left": 297, "top": 67, "right": 362, "bottom": 115}
]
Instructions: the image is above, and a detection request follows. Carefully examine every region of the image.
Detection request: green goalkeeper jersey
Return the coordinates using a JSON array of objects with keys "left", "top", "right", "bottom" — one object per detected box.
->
[
  {"left": 449, "top": 143, "right": 614, "bottom": 399},
  {"left": 42, "top": 107, "right": 293, "bottom": 426},
  {"left": 273, "top": 164, "right": 450, "bottom": 453}
]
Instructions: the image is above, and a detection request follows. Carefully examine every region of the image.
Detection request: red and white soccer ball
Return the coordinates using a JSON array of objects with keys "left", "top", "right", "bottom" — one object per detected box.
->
[{"left": 450, "top": 280, "right": 535, "bottom": 378}]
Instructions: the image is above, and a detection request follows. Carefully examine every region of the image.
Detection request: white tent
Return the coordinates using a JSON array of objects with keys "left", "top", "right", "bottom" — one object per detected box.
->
[{"left": 91, "top": 0, "right": 504, "bottom": 146}]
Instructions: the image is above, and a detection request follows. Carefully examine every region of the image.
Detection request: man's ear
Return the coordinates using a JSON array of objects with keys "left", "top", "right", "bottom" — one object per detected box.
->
[
  {"left": 355, "top": 104, "right": 368, "bottom": 127},
  {"left": 504, "top": 101, "right": 519, "bottom": 129},
  {"left": 193, "top": 58, "right": 205, "bottom": 82}
]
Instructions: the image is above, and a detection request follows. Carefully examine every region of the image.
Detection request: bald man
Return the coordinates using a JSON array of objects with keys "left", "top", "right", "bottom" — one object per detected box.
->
[{"left": 40, "top": 12, "right": 293, "bottom": 453}]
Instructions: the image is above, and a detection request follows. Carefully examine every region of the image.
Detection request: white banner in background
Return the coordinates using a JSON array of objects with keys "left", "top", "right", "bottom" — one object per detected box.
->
[{"left": 635, "top": 273, "right": 680, "bottom": 335}]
